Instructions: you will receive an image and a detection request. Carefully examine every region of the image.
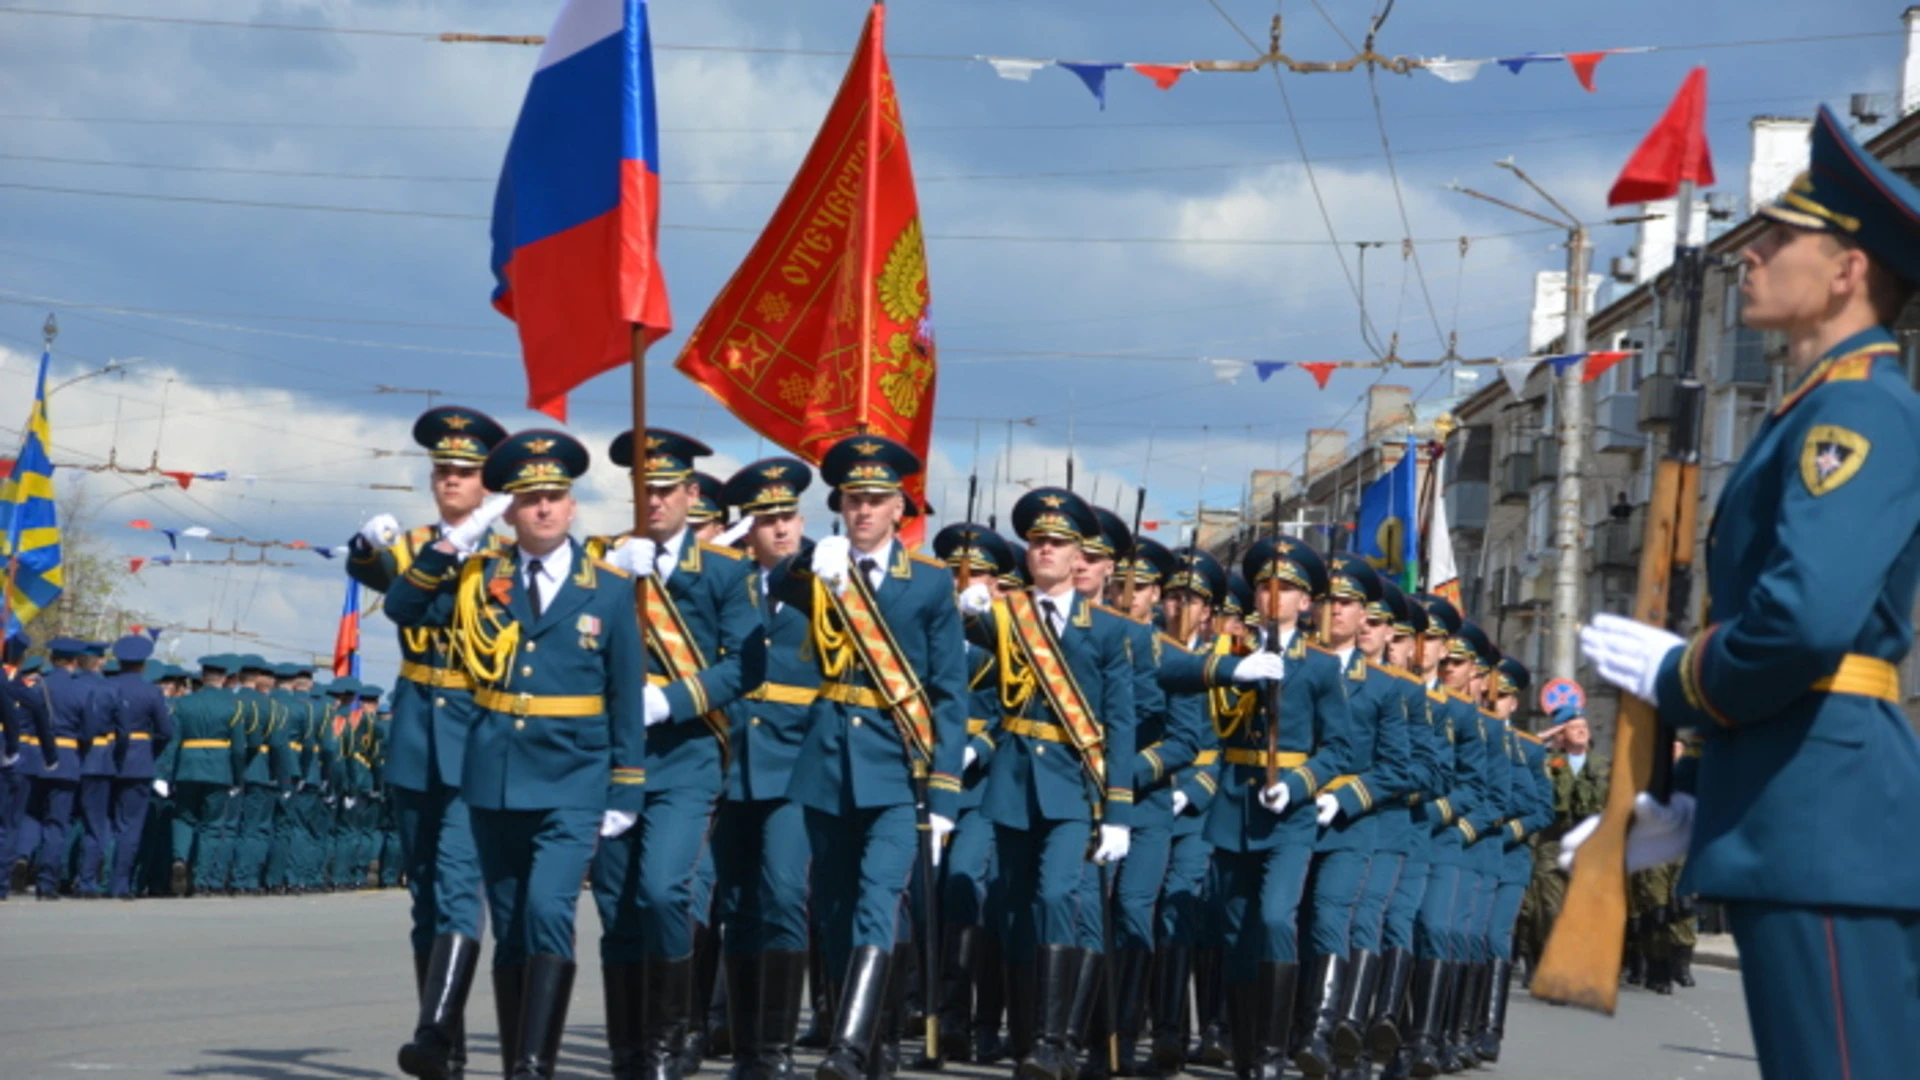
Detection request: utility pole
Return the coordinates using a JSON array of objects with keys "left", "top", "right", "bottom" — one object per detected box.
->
[{"left": 1451, "top": 160, "right": 1596, "bottom": 681}]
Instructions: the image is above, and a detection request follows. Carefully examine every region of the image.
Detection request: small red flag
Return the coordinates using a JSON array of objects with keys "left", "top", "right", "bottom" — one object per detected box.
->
[
  {"left": 128, "top": 558, "right": 145, "bottom": 574},
  {"left": 1580, "top": 351, "right": 1633, "bottom": 383},
  {"left": 1130, "top": 64, "right": 1187, "bottom": 90},
  {"left": 675, "top": 5, "right": 934, "bottom": 543},
  {"left": 162, "top": 470, "right": 195, "bottom": 489},
  {"left": 1300, "top": 362, "right": 1338, "bottom": 389},
  {"left": 128, "top": 519, "right": 152, "bottom": 530},
  {"left": 1565, "top": 52, "right": 1606, "bottom": 93},
  {"left": 1607, "top": 67, "right": 1714, "bottom": 207}
]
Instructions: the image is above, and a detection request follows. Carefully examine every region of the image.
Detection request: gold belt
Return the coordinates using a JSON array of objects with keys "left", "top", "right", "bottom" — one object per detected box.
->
[
  {"left": 1194, "top": 749, "right": 1220, "bottom": 766},
  {"left": 474, "top": 688, "right": 607, "bottom": 718},
  {"left": 182, "top": 738, "right": 231, "bottom": 749},
  {"left": 1810, "top": 655, "right": 1901, "bottom": 703},
  {"left": 746, "top": 683, "right": 820, "bottom": 707},
  {"left": 21, "top": 736, "right": 78, "bottom": 749},
  {"left": 400, "top": 661, "right": 474, "bottom": 691},
  {"left": 1004, "top": 718, "right": 1068, "bottom": 743},
  {"left": 125, "top": 732, "right": 151, "bottom": 742},
  {"left": 819, "top": 682, "right": 888, "bottom": 710},
  {"left": 1224, "top": 748, "right": 1308, "bottom": 768},
  {"left": 967, "top": 718, "right": 991, "bottom": 736},
  {"left": 289, "top": 741, "right": 305, "bottom": 752}
]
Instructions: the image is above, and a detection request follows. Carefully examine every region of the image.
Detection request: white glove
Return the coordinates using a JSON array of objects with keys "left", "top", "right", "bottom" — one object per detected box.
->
[
  {"left": 445, "top": 493, "right": 513, "bottom": 554},
  {"left": 151, "top": 778, "right": 170, "bottom": 798},
  {"left": 963, "top": 745, "right": 979, "bottom": 772},
  {"left": 1092, "top": 823, "right": 1132, "bottom": 864},
  {"left": 1315, "top": 792, "right": 1342, "bottom": 826},
  {"left": 607, "top": 536, "right": 658, "bottom": 578},
  {"left": 600, "top": 809, "right": 638, "bottom": 838},
  {"left": 1232, "top": 652, "right": 1285, "bottom": 683},
  {"left": 1579, "top": 613, "right": 1684, "bottom": 705},
  {"left": 1258, "top": 782, "right": 1290, "bottom": 815},
  {"left": 957, "top": 582, "right": 994, "bottom": 617},
  {"left": 929, "top": 813, "right": 956, "bottom": 867},
  {"left": 812, "top": 535, "right": 852, "bottom": 596},
  {"left": 343, "top": 795, "right": 357, "bottom": 809},
  {"left": 643, "top": 684, "right": 672, "bottom": 727},
  {"left": 1171, "top": 790, "right": 1191, "bottom": 816},
  {"left": 717, "top": 516, "right": 753, "bottom": 548},
  {"left": 0, "top": 751, "right": 16, "bottom": 768},
  {"left": 358, "top": 512, "right": 401, "bottom": 548},
  {"left": 1558, "top": 791, "right": 1696, "bottom": 874}
]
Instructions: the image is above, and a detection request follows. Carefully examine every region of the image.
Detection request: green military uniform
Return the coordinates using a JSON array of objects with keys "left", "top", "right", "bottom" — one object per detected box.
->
[
  {"left": 152, "top": 656, "right": 247, "bottom": 895},
  {"left": 1518, "top": 717, "right": 1607, "bottom": 975}
]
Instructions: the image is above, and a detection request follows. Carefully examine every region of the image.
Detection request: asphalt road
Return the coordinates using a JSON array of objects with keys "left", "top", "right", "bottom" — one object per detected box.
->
[{"left": 0, "top": 889, "right": 1759, "bottom": 1080}]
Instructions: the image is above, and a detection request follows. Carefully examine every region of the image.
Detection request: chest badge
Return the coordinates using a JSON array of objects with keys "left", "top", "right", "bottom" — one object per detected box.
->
[{"left": 1800, "top": 423, "right": 1869, "bottom": 496}]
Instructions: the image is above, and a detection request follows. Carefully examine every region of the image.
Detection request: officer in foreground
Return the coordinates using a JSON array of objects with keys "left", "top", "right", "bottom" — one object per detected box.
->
[{"left": 1575, "top": 106, "right": 1920, "bottom": 1078}]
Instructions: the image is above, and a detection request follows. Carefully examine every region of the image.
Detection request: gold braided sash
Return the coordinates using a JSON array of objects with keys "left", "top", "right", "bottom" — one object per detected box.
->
[
  {"left": 640, "top": 576, "right": 732, "bottom": 769},
  {"left": 1000, "top": 591, "right": 1106, "bottom": 789},
  {"left": 808, "top": 570, "right": 935, "bottom": 763}
]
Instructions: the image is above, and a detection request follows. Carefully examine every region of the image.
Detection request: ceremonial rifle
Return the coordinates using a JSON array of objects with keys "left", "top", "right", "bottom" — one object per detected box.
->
[
  {"left": 1530, "top": 187, "right": 1708, "bottom": 1014},
  {"left": 1263, "top": 489, "right": 1284, "bottom": 791}
]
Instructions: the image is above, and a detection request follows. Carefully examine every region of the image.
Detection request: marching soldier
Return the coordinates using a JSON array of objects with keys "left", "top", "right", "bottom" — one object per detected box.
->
[
  {"left": 105, "top": 636, "right": 171, "bottom": 900},
  {"left": 769, "top": 434, "right": 967, "bottom": 1080},
  {"left": 712, "top": 458, "right": 819, "bottom": 1080},
  {"left": 153, "top": 656, "right": 244, "bottom": 896},
  {"left": 73, "top": 640, "right": 121, "bottom": 897},
  {"left": 591, "top": 429, "right": 763, "bottom": 1080},
  {"left": 29, "top": 638, "right": 110, "bottom": 899},
  {"left": 272, "top": 662, "right": 329, "bottom": 895},
  {"left": 1, "top": 637, "right": 45, "bottom": 900},
  {"left": 1437, "top": 624, "right": 1508, "bottom": 1072},
  {"left": 386, "top": 428, "right": 649, "bottom": 1080},
  {"left": 229, "top": 655, "right": 283, "bottom": 895},
  {"left": 690, "top": 471, "right": 729, "bottom": 544},
  {"left": 1475, "top": 657, "right": 1552, "bottom": 1064},
  {"left": 351, "top": 404, "right": 510, "bottom": 1080}
]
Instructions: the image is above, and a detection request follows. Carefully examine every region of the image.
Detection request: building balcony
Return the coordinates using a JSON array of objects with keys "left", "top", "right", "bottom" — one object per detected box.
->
[
  {"left": 1594, "top": 516, "right": 1638, "bottom": 570},
  {"left": 1533, "top": 434, "right": 1560, "bottom": 484},
  {"left": 1595, "top": 393, "right": 1642, "bottom": 454},
  {"left": 1499, "top": 452, "right": 1535, "bottom": 503},
  {"left": 1638, "top": 373, "right": 1679, "bottom": 430},
  {"left": 1448, "top": 479, "right": 1489, "bottom": 534}
]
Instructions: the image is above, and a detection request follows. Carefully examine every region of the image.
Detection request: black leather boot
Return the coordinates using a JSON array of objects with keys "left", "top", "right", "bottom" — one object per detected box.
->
[
  {"left": 639, "top": 957, "right": 694, "bottom": 1080},
  {"left": 935, "top": 925, "right": 978, "bottom": 1064},
  {"left": 725, "top": 952, "right": 762, "bottom": 1080},
  {"left": 1332, "top": 949, "right": 1380, "bottom": 1070},
  {"left": 1646, "top": 954, "right": 1674, "bottom": 995},
  {"left": 1006, "top": 960, "right": 1037, "bottom": 1066},
  {"left": 1224, "top": 982, "right": 1258, "bottom": 1080},
  {"left": 972, "top": 934, "right": 1009, "bottom": 1064},
  {"left": 1193, "top": 950, "right": 1228, "bottom": 1067},
  {"left": 1431, "top": 962, "right": 1465, "bottom": 1073},
  {"left": 492, "top": 965, "right": 524, "bottom": 1080},
  {"left": 1018, "top": 944, "right": 1079, "bottom": 1080},
  {"left": 400, "top": 935, "right": 481, "bottom": 1080},
  {"left": 817, "top": 945, "right": 889, "bottom": 1080},
  {"left": 1146, "top": 946, "right": 1190, "bottom": 1077},
  {"left": 1401, "top": 958, "right": 1446, "bottom": 1079},
  {"left": 1292, "top": 953, "right": 1345, "bottom": 1078},
  {"left": 1471, "top": 960, "right": 1510, "bottom": 1064},
  {"left": 681, "top": 926, "right": 717, "bottom": 1075},
  {"left": 601, "top": 964, "right": 643, "bottom": 1080},
  {"left": 707, "top": 943, "right": 732, "bottom": 1063},
  {"left": 798, "top": 945, "right": 830, "bottom": 1050},
  {"left": 1069, "top": 949, "right": 1106, "bottom": 1080},
  {"left": 508, "top": 955, "right": 575, "bottom": 1080},
  {"left": 1447, "top": 963, "right": 1481, "bottom": 1070},
  {"left": 868, "top": 947, "right": 908, "bottom": 1080},
  {"left": 1675, "top": 945, "right": 1696, "bottom": 988},
  {"left": 1364, "top": 948, "right": 1413, "bottom": 1062},
  {"left": 760, "top": 950, "right": 808, "bottom": 1080},
  {"left": 1111, "top": 946, "right": 1150, "bottom": 1076},
  {"left": 1256, "top": 962, "right": 1299, "bottom": 1080}
]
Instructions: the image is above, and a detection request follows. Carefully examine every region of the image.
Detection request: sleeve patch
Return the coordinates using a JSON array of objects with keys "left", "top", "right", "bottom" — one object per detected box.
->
[{"left": 1800, "top": 424, "right": 1869, "bottom": 496}]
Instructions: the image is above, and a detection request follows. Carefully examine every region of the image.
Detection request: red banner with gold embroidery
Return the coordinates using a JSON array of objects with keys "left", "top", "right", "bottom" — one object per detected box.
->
[{"left": 673, "top": 5, "right": 933, "bottom": 539}]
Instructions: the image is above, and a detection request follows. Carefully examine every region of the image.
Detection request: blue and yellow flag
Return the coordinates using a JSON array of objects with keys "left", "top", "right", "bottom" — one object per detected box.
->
[
  {"left": 1356, "top": 436, "right": 1418, "bottom": 593},
  {"left": 0, "top": 351, "right": 63, "bottom": 632}
]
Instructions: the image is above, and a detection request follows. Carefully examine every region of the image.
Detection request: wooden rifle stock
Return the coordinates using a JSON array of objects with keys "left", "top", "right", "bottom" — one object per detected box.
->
[{"left": 1529, "top": 457, "right": 1698, "bottom": 1013}]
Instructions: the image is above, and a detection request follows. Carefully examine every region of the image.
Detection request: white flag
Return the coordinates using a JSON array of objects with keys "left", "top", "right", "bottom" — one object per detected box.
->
[
  {"left": 984, "top": 57, "right": 1048, "bottom": 82},
  {"left": 1426, "top": 483, "right": 1461, "bottom": 607},
  {"left": 1423, "top": 57, "right": 1487, "bottom": 83},
  {"left": 1500, "top": 358, "right": 1537, "bottom": 399}
]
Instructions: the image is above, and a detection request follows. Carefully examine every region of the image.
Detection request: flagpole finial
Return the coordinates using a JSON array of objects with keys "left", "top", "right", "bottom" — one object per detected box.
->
[{"left": 42, "top": 313, "right": 57, "bottom": 348}]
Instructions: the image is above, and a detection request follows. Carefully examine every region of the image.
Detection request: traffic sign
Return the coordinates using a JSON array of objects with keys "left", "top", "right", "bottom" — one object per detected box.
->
[{"left": 1540, "top": 677, "right": 1585, "bottom": 715}]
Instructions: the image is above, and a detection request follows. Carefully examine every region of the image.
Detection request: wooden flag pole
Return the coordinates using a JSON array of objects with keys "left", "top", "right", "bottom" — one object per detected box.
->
[{"left": 631, "top": 329, "right": 649, "bottom": 534}]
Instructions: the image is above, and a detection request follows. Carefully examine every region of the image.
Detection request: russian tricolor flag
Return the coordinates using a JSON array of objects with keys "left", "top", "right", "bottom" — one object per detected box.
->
[{"left": 490, "top": 0, "right": 672, "bottom": 421}]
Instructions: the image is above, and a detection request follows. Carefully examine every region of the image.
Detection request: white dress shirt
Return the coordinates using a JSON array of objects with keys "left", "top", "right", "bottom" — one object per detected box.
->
[
  {"left": 850, "top": 539, "right": 895, "bottom": 593},
  {"left": 1034, "top": 584, "right": 1075, "bottom": 635},
  {"left": 519, "top": 541, "right": 572, "bottom": 612},
  {"left": 654, "top": 528, "right": 687, "bottom": 585}
]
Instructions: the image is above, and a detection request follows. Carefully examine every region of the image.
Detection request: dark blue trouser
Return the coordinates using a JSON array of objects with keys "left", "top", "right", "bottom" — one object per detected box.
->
[
  {"left": 75, "top": 776, "right": 112, "bottom": 894},
  {"left": 1212, "top": 844, "right": 1314, "bottom": 979},
  {"left": 593, "top": 781, "right": 718, "bottom": 963},
  {"left": 1156, "top": 830, "right": 1211, "bottom": 947},
  {"left": 939, "top": 807, "right": 995, "bottom": 929},
  {"left": 1449, "top": 869, "right": 1487, "bottom": 963},
  {"left": 393, "top": 780, "right": 484, "bottom": 952},
  {"left": 1729, "top": 902, "right": 1920, "bottom": 1080},
  {"left": 31, "top": 778, "right": 78, "bottom": 894},
  {"left": 1115, "top": 821, "right": 1172, "bottom": 951},
  {"left": 996, "top": 820, "right": 1095, "bottom": 956},
  {"left": 806, "top": 804, "right": 917, "bottom": 980},
  {"left": 1382, "top": 856, "right": 1429, "bottom": 952},
  {"left": 471, "top": 806, "right": 598, "bottom": 966},
  {"left": 1414, "top": 861, "right": 1458, "bottom": 960},
  {"left": 1486, "top": 876, "right": 1527, "bottom": 963},
  {"left": 1351, "top": 852, "right": 1403, "bottom": 954},
  {"left": 0, "top": 769, "right": 18, "bottom": 896},
  {"left": 108, "top": 781, "right": 151, "bottom": 897},
  {"left": 1306, "top": 849, "right": 1372, "bottom": 957},
  {"left": 713, "top": 797, "right": 810, "bottom": 954}
]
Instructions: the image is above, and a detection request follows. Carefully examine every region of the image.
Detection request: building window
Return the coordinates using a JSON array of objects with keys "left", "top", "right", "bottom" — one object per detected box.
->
[{"left": 1528, "top": 485, "right": 1552, "bottom": 555}]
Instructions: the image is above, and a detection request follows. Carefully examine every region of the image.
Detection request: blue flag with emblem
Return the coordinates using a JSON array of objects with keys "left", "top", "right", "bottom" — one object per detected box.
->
[
  {"left": 1356, "top": 435, "right": 1418, "bottom": 591},
  {"left": 0, "top": 350, "right": 63, "bottom": 633}
]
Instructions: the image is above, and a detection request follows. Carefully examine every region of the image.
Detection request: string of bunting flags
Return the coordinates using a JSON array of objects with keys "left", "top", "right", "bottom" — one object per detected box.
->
[
  {"left": 124, "top": 519, "right": 345, "bottom": 560},
  {"left": 1201, "top": 349, "right": 1636, "bottom": 388},
  {"left": 980, "top": 42, "right": 1667, "bottom": 108}
]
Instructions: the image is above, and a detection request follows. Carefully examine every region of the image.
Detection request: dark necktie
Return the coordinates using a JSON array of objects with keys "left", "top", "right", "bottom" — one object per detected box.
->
[
  {"left": 859, "top": 557, "right": 879, "bottom": 591},
  {"left": 527, "top": 559, "right": 545, "bottom": 618},
  {"left": 1040, "top": 597, "right": 1059, "bottom": 634}
]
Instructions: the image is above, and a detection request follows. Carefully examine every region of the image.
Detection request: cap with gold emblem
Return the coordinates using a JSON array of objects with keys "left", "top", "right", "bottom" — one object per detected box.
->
[
  {"left": 690, "top": 472, "right": 726, "bottom": 523},
  {"left": 611, "top": 428, "right": 712, "bottom": 487},
  {"left": 1119, "top": 537, "right": 1177, "bottom": 587},
  {"left": 1761, "top": 105, "right": 1920, "bottom": 286},
  {"left": 1382, "top": 579, "right": 1425, "bottom": 637},
  {"left": 1411, "top": 592, "right": 1462, "bottom": 640},
  {"left": 1243, "top": 536, "right": 1328, "bottom": 598},
  {"left": 483, "top": 430, "right": 590, "bottom": 494},
  {"left": 934, "top": 523, "right": 1016, "bottom": 578},
  {"left": 1002, "top": 541, "right": 1032, "bottom": 591},
  {"left": 1455, "top": 620, "right": 1499, "bottom": 672},
  {"left": 1011, "top": 486, "right": 1097, "bottom": 544},
  {"left": 821, "top": 434, "right": 922, "bottom": 512},
  {"left": 1493, "top": 656, "right": 1531, "bottom": 699},
  {"left": 1164, "top": 546, "right": 1227, "bottom": 602},
  {"left": 1326, "top": 551, "right": 1386, "bottom": 610},
  {"left": 722, "top": 457, "right": 812, "bottom": 517},
  {"left": 1084, "top": 506, "right": 1136, "bottom": 561},
  {"left": 1220, "top": 571, "right": 1255, "bottom": 621},
  {"left": 413, "top": 406, "right": 508, "bottom": 467}
]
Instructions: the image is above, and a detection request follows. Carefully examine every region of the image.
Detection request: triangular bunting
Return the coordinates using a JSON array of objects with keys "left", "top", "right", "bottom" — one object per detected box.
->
[
  {"left": 1210, "top": 358, "right": 1247, "bottom": 384},
  {"left": 1543, "top": 354, "right": 1583, "bottom": 376},
  {"left": 1254, "top": 361, "right": 1288, "bottom": 382},
  {"left": 1565, "top": 51, "right": 1607, "bottom": 93},
  {"left": 129, "top": 558, "right": 145, "bottom": 574},
  {"left": 1581, "top": 350, "right": 1633, "bottom": 383},
  {"left": 1498, "top": 53, "right": 1563, "bottom": 75},
  {"left": 1423, "top": 57, "right": 1487, "bottom": 83},
  {"left": 985, "top": 56, "right": 1047, "bottom": 82},
  {"left": 1060, "top": 62, "right": 1124, "bottom": 109},
  {"left": 1300, "top": 362, "right": 1338, "bottom": 389},
  {"left": 128, "top": 519, "right": 152, "bottom": 530},
  {"left": 1129, "top": 63, "right": 1187, "bottom": 90},
  {"left": 1500, "top": 358, "right": 1537, "bottom": 398},
  {"left": 1607, "top": 67, "right": 1714, "bottom": 206}
]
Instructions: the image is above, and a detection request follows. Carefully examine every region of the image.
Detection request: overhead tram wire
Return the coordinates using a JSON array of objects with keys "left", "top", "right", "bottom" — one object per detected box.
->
[
  {"left": 1359, "top": 0, "right": 1448, "bottom": 355},
  {"left": 1200, "top": 0, "right": 1383, "bottom": 356}
]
